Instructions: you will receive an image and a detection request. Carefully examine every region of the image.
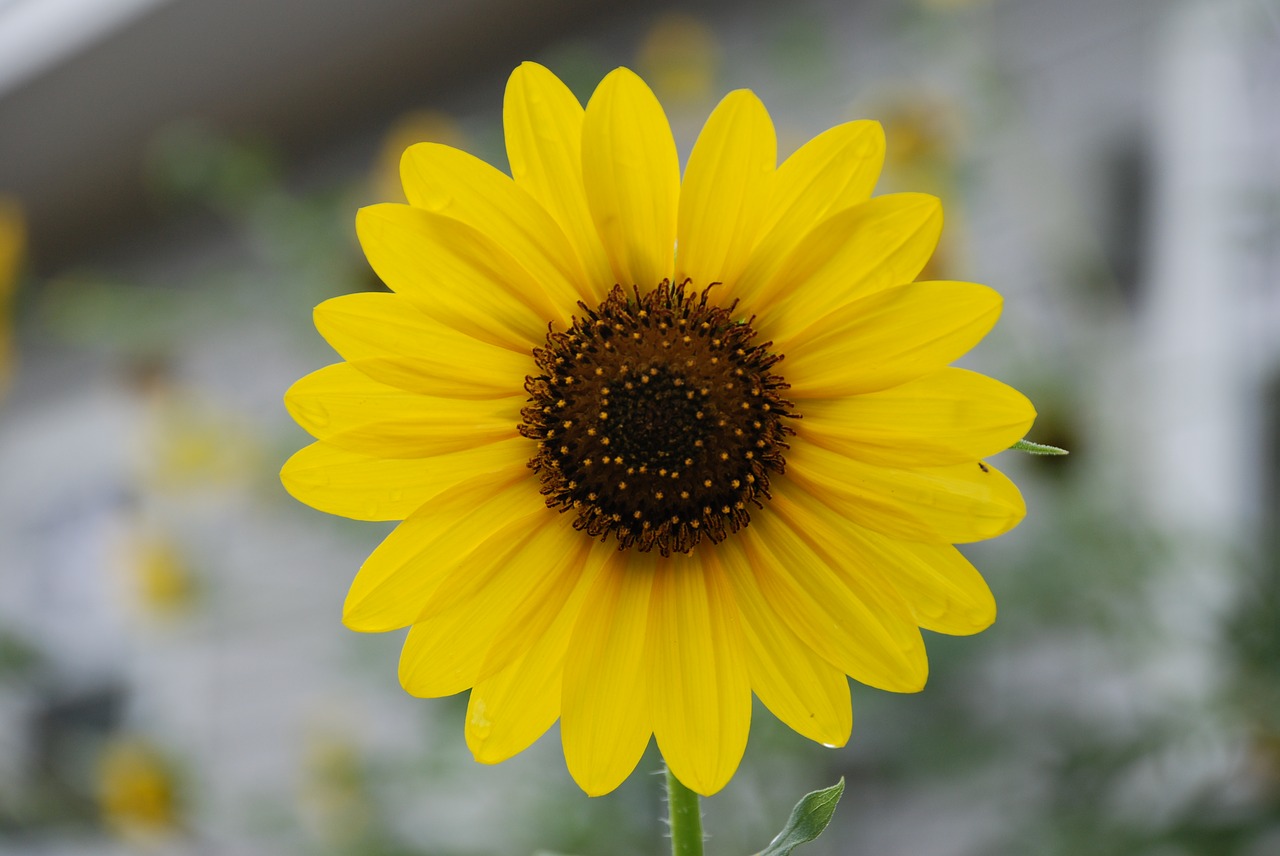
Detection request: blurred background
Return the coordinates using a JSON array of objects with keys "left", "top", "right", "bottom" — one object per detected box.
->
[{"left": 1, "top": 0, "right": 1279, "bottom": 853}]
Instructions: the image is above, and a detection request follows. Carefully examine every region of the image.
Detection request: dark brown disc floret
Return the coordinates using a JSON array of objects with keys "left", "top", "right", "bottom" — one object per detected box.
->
[{"left": 519, "top": 280, "right": 797, "bottom": 556}]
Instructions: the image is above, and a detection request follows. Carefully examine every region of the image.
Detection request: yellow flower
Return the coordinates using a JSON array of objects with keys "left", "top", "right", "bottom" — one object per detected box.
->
[
  {"left": 97, "top": 738, "right": 181, "bottom": 839},
  {"left": 141, "top": 378, "right": 260, "bottom": 490},
  {"left": 282, "top": 63, "right": 1034, "bottom": 797},
  {"left": 0, "top": 198, "right": 25, "bottom": 397},
  {"left": 372, "top": 110, "right": 468, "bottom": 203},
  {"left": 636, "top": 12, "right": 720, "bottom": 105},
  {"left": 124, "top": 531, "right": 199, "bottom": 618},
  {"left": 298, "top": 731, "right": 373, "bottom": 846},
  {"left": 877, "top": 91, "right": 966, "bottom": 280}
]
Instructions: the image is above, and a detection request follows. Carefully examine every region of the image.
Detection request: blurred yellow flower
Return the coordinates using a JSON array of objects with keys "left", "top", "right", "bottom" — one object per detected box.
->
[
  {"left": 0, "top": 198, "right": 26, "bottom": 397},
  {"left": 298, "top": 732, "right": 373, "bottom": 847},
  {"left": 139, "top": 377, "right": 259, "bottom": 491},
  {"left": 882, "top": 97, "right": 958, "bottom": 173},
  {"left": 917, "top": 0, "right": 991, "bottom": 9},
  {"left": 878, "top": 92, "right": 966, "bottom": 280},
  {"left": 372, "top": 110, "right": 467, "bottom": 203},
  {"left": 636, "top": 12, "right": 720, "bottom": 105},
  {"left": 97, "top": 738, "right": 181, "bottom": 839},
  {"left": 125, "top": 532, "right": 198, "bottom": 618},
  {"left": 283, "top": 63, "right": 1034, "bottom": 797}
]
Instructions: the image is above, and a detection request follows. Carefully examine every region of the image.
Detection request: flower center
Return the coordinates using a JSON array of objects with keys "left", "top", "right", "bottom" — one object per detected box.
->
[{"left": 519, "top": 281, "right": 796, "bottom": 556}]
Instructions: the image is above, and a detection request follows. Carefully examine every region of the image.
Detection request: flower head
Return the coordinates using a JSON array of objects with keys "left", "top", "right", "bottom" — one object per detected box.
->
[
  {"left": 97, "top": 738, "right": 182, "bottom": 839},
  {"left": 282, "top": 63, "right": 1034, "bottom": 797},
  {"left": 0, "top": 198, "right": 25, "bottom": 398}
]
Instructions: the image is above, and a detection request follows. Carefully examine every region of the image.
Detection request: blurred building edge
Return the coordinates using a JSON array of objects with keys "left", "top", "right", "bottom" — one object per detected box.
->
[
  {"left": 1135, "top": 0, "right": 1280, "bottom": 759},
  {"left": 1142, "top": 0, "right": 1256, "bottom": 543},
  {"left": 1140, "top": 0, "right": 1269, "bottom": 612},
  {"left": 0, "top": 0, "right": 653, "bottom": 272}
]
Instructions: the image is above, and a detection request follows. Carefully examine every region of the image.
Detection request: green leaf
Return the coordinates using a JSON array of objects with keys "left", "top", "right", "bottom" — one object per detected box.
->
[
  {"left": 756, "top": 778, "right": 845, "bottom": 856},
  {"left": 1010, "top": 438, "right": 1069, "bottom": 456}
]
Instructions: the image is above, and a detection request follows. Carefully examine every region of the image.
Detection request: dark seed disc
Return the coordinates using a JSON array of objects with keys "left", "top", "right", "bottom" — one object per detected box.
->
[{"left": 519, "top": 280, "right": 797, "bottom": 556}]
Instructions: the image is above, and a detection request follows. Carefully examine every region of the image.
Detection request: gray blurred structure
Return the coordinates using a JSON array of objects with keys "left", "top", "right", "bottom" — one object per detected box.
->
[
  {"left": 0, "top": 0, "right": 631, "bottom": 268},
  {"left": 3, "top": 0, "right": 1280, "bottom": 854}
]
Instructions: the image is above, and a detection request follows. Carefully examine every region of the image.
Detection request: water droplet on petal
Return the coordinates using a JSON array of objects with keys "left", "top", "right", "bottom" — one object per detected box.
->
[{"left": 469, "top": 699, "right": 492, "bottom": 739}]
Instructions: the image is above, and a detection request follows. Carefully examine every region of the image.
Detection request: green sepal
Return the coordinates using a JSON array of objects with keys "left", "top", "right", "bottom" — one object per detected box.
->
[
  {"left": 1010, "top": 438, "right": 1069, "bottom": 456},
  {"left": 755, "top": 778, "right": 845, "bottom": 856}
]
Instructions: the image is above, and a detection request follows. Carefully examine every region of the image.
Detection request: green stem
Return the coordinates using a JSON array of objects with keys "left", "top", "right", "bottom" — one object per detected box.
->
[{"left": 665, "top": 764, "right": 704, "bottom": 856}]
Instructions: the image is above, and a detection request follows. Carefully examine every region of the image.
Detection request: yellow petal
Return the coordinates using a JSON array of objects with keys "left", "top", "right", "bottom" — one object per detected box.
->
[
  {"left": 582, "top": 68, "right": 679, "bottom": 289},
  {"left": 733, "top": 120, "right": 884, "bottom": 305},
  {"left": 342, "top": 470, "right": 540, "bottom": 632},
  {"left": 467, "top": 548, "right": 604, "bottom": 764},
  {"left": 284, "top": 363, "right": 519, "bottom": 458},
  {"left": 763, "top": 120, "right": 885, "bottom": 235},
  {"left": 776, "top": 480, "right": 995, "bottom": 635},
  {"left": 718, "top": 536, "right": 852, "bottom": 746},
  {"left": 478, "top": 537, "right": 607, "bottom": 681},
  {"left": 398, "top": 516, "right": 582, "bottom": 697},
  {"left": 561, "top": 547, "right": 655, "bottom": 796},
  {"left": 504, "top": 62, "right": 614, "bottom": 297},
  {"left": 786, "top": 442, "right": 1027, "bottom": 544},
  {"left": 313, "top": 292, "right": 529, "bottom": 399},
  {"left": 675, "top": 89, "right": 776, "bottom": 290},
  {"left": 400, "top": 611, "right": 499, "bottom": 698},
  {"left": 418, "top": 513, "right": 585, "bottom": 642},
  {"left": 896, "top": 543, "right": 996, "bottom": 636},
  {"left": 400, "top": 143, "right": 591, "bottom": 309},
  {"left": 739, "top": 505, "right": 927, "bottom": 692},
  {"left": 356, "top": 203, "right": 562, "bottom": 349},
  {"left": 799, "top": 368, "right": 1036, "bottom": 466},
  {"left": 859, "top": 534, "right": 996, "bottom": 636},
  {"left": 467, "top": 649, "right": 564, "bottom": 766},
  {"left": 781, "top": 281, "right": 1003, "bottom": 399},
  {"left": 743, "top": 193, "right": 943, "bottom": 339},
  {"left": 280, "top": 437, "right": 529, "bottom": 521},
  {"left": 650, "top": 553, "right": 751, "bottom": 797}
]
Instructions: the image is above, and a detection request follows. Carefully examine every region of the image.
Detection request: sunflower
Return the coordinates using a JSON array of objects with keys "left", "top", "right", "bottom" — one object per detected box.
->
[{"left": 282, "top": 62, "right": 1034, "bottom": 797}]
